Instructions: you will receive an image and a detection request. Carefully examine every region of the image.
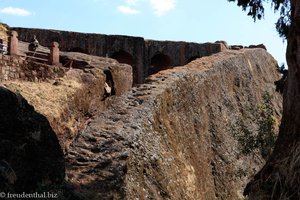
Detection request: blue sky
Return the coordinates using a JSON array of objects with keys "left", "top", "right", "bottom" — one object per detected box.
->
[{"left": 0, "top": 0, "right": 287, "bottom": 66}]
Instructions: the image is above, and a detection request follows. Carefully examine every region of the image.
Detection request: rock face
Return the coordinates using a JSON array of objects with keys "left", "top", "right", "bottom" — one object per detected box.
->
[
  {"left": 2, "top": 51, "right": 133, "bottom": 154},
  {"left": 60, "top": 51, "right": 133, "bottom": 96},
  {"left": 0, "top": 87, "right": 65, "bottom": 192},
  {"left": 65, "top": 48, "right": 282, "bottom": 199}
]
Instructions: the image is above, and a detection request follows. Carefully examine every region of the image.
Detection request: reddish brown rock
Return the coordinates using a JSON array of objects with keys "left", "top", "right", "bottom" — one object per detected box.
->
[
  {"left": 50, "top": 41, "right": 60, "bottom": 65},
  {"left": 109, "top": 64, "right": 133, "bottom": 96},
  {"left": 59, "top": 51, "right": 132, "bottom": 97},
  {"left": 8, "top": 31, "right": 18, "bottom": 56},
  {"left": 65, "top": 49, "right": 282, "bottom": 200}
]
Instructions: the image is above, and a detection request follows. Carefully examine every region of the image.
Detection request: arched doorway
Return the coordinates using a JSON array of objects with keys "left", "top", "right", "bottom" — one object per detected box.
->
[
  {"left": 111, "top": 50, "right": 134, "bottom": 66},
  {"left": 149, "top": 53, "right": 172, "bottom": 75},
  {"left": 111, "top": 50, "right": 137, "bottom": 84}
]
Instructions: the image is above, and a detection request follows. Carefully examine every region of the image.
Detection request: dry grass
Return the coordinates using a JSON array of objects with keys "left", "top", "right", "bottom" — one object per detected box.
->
[
  {"left": 0, "top": 23, "right": 8, "bottom": 41},
  {"left": 2, "top": 67, "right": 106, "bottom": 153},
  {"left": 2, "top": 78, "right": 85, "bottom": 146},
  {"left": 3, "top": 79, "right": 83, "bottom": 120}
]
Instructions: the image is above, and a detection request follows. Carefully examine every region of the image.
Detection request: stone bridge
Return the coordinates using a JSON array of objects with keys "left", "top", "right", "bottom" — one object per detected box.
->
[{"left": 13, "top": 27, "right": 227, "bottom": 84}]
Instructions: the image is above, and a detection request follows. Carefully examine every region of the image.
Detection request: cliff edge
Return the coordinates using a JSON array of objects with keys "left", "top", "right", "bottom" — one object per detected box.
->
[{"left": 66, "top": 48, "right": 282, "bottom": 200}]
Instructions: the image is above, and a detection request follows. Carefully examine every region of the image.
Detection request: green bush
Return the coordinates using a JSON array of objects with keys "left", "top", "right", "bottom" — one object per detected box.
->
[{"left": 231, "top": 92, "right": 277, "bottom": 159}]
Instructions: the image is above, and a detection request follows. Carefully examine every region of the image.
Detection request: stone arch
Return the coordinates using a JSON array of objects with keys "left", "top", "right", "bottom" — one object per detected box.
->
[
  {"left": 111, "top": 50, "right": 138, "bottom": 84},
  {"left": 68, "top": 47, "right": 87, "bottom": 54},
  {"left": 111, "top": 50, "right": 134, "bottom": 66},
  {"left": 149, "top": 53, "right": 172, "bottom": 75},
  {"left": 187, "top": 56, "right": 200, "bottom": 64}
]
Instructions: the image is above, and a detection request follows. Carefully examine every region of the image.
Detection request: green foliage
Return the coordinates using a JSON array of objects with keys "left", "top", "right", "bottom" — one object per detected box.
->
[
  {"left": 257, "top": 92, "right": 277, "bottom": 157},
  {"left": 231, "top": 92, "right": 277, "bottom": 159},
  {"left": 227, "top": 0, "right": 291, "bottom": 39}
]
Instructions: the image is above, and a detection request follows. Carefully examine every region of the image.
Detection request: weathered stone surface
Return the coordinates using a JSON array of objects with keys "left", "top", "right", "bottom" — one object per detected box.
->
[
  {"left": 60, "top": 51, "right": 132, "bottom": 96},
  {"left": 12, "top": 28, "right": 225, "bottom": 84},
  {"left": 0, "top": 53, "right": 66, "bottom": 82},
  {"left": 0, "top": 87, "right": 65, "bottom": 192},
  {"left": 2, "top": 53, "right": 133, "bottom": 159},
  {"left": 110, "top": 64, "right": 133, "bottom": 96},
  {"left": 50, "top": 41, "right": 60, "bottom": 65},
  {"left": 8, "top": 31, "right": 18, "bottom": 55},
  {"left": 215, "top": 40, "right": 230, "bottom": 49},
  {"left": 247, "top": 44, "right": 267, "bottom": 50},
  {"left": 65, "top": 49, "right": 282, "bottom": 199},
  {"left": 230, "top": 45, "right": 244, "bottom": 50},
  {"left": 1, "top": 27, "right": 283, "bottom": 199}
]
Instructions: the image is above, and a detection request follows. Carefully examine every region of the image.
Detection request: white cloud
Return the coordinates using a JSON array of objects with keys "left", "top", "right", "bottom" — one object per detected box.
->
[
  {"left": 117, "top": 5, "right": 140, "bottom": 15},
  {"left": 149, "top": 0, "right": 175, "bottom": 16},
  {"left": 0, "top": 7, "right": 31, "bottom": 16},
  {"left": 117, "top": 0, "right": 175, "bottom": 16},
  {"left": 126, "top": 0, "right": 140, "bottom": 5}
]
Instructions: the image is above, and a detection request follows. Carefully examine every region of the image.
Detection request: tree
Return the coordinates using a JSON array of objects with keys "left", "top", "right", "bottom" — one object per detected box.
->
[{"left": 228, "top": 0, "right": 300, "bottom": 199}]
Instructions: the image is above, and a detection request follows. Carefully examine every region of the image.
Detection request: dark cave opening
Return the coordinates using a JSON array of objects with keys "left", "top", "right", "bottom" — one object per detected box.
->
[{"left": 149, "top": 53, "right": 172, "bottom": 75}]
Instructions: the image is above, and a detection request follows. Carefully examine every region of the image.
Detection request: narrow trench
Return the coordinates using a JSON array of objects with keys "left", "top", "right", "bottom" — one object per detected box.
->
[{"left": 104, "top": 69, "right": 116, "bottom": 96}]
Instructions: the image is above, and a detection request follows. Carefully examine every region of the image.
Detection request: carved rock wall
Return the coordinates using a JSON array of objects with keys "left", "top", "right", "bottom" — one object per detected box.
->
[
  {"left": 66, "top": 48, "right": 282, "bottom": 200},
  {"left": 12, "top": 28, "right": 226, "bottom": 84}
]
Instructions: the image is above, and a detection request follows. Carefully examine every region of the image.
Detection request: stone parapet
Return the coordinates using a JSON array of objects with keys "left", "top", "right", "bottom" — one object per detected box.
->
[{"left": 0, "top": 55, "right": 64, "bottom": 82}]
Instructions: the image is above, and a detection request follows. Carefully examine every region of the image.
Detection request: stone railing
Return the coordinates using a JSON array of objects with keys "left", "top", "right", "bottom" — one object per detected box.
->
[{"left": 8, "top": 31, "right": 60, "bottom": 66}]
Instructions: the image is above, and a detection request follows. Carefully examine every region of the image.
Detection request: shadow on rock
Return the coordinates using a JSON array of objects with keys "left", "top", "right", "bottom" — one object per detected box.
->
[{"left": 0, "top": 87, "right": 65, "bottom": 193}]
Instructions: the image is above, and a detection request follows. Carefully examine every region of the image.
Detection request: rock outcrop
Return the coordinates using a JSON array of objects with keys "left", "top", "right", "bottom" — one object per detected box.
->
[
  {"left": 60, "top": 51, "right": 133, "bottom": 96},
  {"left": 3, "top": 51, "right": 133, "bottom": 154},
  {"left": 0, "top": 87, "right": 65, "bottom": 192},
  {"left": 65, "top": 48, "right": 282, "bottom": 199}
]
